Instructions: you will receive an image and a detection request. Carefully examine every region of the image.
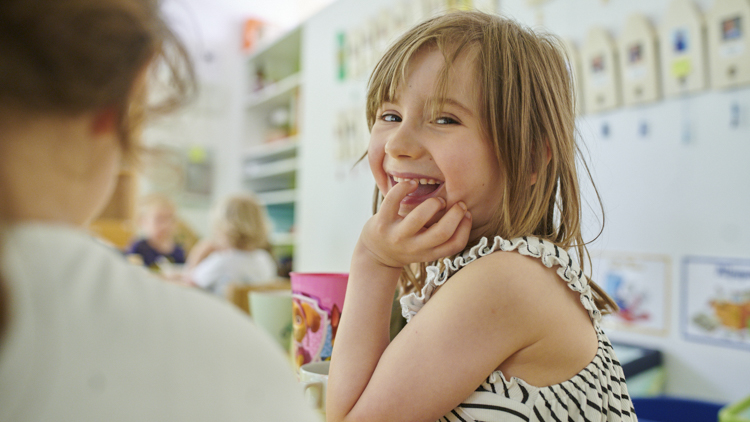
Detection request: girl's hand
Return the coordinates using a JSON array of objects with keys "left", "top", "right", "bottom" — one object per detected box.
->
[{"left": 359, "top": 179, "right": 472, "bottom": 269}]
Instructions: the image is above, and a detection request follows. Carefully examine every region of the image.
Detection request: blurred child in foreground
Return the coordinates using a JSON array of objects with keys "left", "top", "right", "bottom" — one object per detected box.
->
[{"left": 0, "top": 1, "right": 319, "bottom": 420}]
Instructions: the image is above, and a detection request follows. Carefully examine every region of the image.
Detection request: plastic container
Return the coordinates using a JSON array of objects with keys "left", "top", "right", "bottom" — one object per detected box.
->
[
  {"left": 289, "top": 272, "right": 348, "bottom": 371},
  {"left": 632, "top": 396, "right": 725, "bottom": 422}
]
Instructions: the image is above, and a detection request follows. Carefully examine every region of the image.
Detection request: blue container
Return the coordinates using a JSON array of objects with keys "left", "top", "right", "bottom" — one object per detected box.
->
[{"left": 632, "top": 397, "right": 725, "bottom": 422}]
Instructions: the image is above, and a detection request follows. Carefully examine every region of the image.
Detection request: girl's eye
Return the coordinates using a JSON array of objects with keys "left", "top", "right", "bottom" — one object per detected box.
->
[
  {"left": 381, "top": 113, "right": 401, "bottom": 122},
  {"left": 435, "top": 116, "right": 459, "bottom": 125}
]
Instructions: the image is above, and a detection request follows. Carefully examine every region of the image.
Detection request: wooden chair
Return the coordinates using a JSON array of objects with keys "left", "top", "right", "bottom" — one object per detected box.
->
[{"left": 225, "top": 279, "right": 291, "bottom": 315}]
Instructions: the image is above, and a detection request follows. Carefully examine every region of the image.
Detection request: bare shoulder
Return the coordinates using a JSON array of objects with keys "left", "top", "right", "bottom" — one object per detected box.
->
[
  {"left": 449, "top": 249, "right": 564, "bottom": 302},
  {"left": 441, "top": 248, "right": 598, "bottom": 384},
  {"left": 442, "top": 249, "right": 586, "bottom": 334}
]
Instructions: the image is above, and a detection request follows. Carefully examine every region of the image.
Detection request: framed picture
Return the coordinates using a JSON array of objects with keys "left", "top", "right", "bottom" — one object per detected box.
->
[
  {"left": 592, "top": 252, "right": 671, "bottom": 335},
  {"left": 682, "top": 256, "right": 750, "bottom": 350}
]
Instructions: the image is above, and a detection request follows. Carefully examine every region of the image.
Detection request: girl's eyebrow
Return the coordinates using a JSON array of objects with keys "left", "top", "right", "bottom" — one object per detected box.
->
[{"left": 428, "top": 97, "right": 475, "bottom": 117}]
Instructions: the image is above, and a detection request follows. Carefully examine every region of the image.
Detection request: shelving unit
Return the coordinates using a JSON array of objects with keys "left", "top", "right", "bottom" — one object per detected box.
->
[{"left": 242, "top": 26, "right": 303, "bottom": 275}]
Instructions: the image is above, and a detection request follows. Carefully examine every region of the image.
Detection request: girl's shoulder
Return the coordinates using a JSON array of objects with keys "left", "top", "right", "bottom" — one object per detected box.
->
[
  {"left": 455, "top": 236, "right": 589, "bottom": 295},
  {"left": 403, "top": 236, "right": 584, "bottom": 322},
  {"left": 452, "top": 235, "right": 577, "bottom": 286},
  {"left": 450, "top": 242, "right": 565, "bottom": 308}
]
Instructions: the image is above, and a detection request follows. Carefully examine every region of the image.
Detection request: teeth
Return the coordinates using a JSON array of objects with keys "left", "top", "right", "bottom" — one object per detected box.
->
[{"left": 393, "top": 176, "right": 439, "bottom": 185}]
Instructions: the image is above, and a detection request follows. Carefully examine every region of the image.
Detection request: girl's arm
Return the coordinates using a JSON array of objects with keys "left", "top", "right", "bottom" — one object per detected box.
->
[
  {"left": 185, "top": 238, "right": 221, "bottom": 270},
  {"left": 327, "top": 180, "right": 547, "bottom": 422},
  {"left": 328, "top": 180, "right": 470, "bottom": 421},
  {"left": 326, "top": 179, "right": 570, "bottom": 422}
]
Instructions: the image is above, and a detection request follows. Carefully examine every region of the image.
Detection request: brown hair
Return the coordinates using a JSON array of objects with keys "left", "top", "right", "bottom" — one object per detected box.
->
[
  {"left": 367, "top": 10, "right": 616, "bottom": 313},
  {"left": 211, "top": 194, "right": 273, "bottom": 253},
  {"left": 0, "top": 0, "right": 194, "bottom": 340}
]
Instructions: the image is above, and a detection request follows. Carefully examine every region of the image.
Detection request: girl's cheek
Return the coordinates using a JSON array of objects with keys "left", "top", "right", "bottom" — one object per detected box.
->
[{"left": 368, "top": 147, "right": 385, "bottom": 178}]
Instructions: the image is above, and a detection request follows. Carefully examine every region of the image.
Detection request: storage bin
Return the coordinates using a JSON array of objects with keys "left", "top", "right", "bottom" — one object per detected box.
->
[{"left": 632, "top": 396, "right": 725, "bottom": 422}]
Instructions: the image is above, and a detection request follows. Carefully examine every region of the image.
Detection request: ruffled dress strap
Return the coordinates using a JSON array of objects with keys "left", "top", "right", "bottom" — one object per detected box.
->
[{"left": 399, "top": 236, "right": 602, "bottom": 327}]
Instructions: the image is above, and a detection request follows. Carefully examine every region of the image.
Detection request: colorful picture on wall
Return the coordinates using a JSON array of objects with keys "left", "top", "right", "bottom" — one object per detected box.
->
[
  {"left": 591, "top": 252, "right": 671, "bottom": 335},
  {"left": 628, "top": 43, "right": 643, "bottom": 64},
  {"left": 673, "top": 28, "right": 689, "bottom": 53},
  {"left": 591, "top": 54, "right": 605, "bottom": 73},
  {"left": 722, "top": 16, "right": 743, "bottom": 41},
  {"left": 683, "top": 256, "right": 750, "bottom": 350}
]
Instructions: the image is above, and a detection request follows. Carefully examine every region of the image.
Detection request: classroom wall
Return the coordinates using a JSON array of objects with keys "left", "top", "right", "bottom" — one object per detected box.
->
[{"left": 296, "top": 0, "right": 750, "bottom": 402}]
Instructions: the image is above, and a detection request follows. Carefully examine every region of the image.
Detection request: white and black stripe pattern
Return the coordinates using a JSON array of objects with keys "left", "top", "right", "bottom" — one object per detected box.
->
[
  {"left": 438, "top": 331, "right": 637, "bottom": 422},
  {"left": 399, "top": 236, "right": 637, "bottom": 422}
]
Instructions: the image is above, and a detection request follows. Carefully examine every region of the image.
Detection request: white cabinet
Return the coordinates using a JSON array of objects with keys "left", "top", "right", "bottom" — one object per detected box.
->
[{"left": 242, "top": 26, "right": 303, "bottom": 273}]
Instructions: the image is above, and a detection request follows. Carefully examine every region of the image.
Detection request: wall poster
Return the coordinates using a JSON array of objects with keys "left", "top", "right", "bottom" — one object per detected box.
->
[
  {"left": 591, "top": 252, "right": 671, "bottom": 335},
  {"left": 683, "top": 256, "right": 750, "bottom": 350}
]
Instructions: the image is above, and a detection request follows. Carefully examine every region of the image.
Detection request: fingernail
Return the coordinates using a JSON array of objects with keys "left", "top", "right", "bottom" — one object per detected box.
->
[
  {"left": 409, "top": 179, "right": 417, "bottom": 185},
  {"left": 437, "top": 197, "right": 446, "bottom": 206},
  {"left": 458, "top": 202, "right": 467, "bottom": 211},
  {"left": 465, "top": 211, "right": 471, "bottom": 220}
]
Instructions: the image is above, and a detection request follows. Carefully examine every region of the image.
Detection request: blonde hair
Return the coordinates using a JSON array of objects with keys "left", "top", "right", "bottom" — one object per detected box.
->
[
  {"left": 367, "top": 11, "right": 616, "bottom": 313},
  {"left": 137, "top": 192, "right": 176, "bottom": 218},
  {"left": 0, "top": 0, "right": 194, "bottom": 340},
  {"left": 211, "top": 194, "right": 272, "bottom": 252}
]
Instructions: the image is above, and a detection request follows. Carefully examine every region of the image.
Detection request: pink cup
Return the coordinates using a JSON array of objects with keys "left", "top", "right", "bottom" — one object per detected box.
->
[{"left": 290, "top": 272, "right": 348, "bottom": 371}]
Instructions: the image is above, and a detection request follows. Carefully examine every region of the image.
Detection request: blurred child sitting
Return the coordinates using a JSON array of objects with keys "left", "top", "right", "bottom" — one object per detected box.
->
[
  {"left": 127, "top": 193, "right": 186, "bottom": 270},
  {"left": 187, "top": 194, "right": 278, "bottom": 297}
]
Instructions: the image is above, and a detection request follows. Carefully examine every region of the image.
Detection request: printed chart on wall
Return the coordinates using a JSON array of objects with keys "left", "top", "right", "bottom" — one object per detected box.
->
[
  {"left": 591, "top": 252, "right": 671, "bottom": 335},
  {"left": 683, "top": 256, "right": 750, "bottom": 350}
]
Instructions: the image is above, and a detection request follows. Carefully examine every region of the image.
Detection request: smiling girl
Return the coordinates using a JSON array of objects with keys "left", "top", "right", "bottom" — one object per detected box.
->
[{"left": 327, "top": 11, "right": 637, "bottom": 422}]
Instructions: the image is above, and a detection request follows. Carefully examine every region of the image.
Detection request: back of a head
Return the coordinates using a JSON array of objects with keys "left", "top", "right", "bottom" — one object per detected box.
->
[
  {"left": 0, "top": 0, "right": 194, "bottom": 341},
  {"left": 211, "top": 194, "right": 271, "bottom": 252},
  {"left": 0, "top": 0, "right": 192, "bottom": 159}
]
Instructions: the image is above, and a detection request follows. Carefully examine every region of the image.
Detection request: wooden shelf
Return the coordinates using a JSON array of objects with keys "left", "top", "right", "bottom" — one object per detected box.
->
[
  {"left": 243, "top": 157, "right": 296, "bottom": 180},
  {"left": 243, "top": 25, "right": 303, "bottom": 264},
  {"left": 243, "top": 137, "right": 298, "bottom": 161},
  {"left": 246, "top": 72, "right": 301, "bottom": 109},
  {"left": 246, "top": 26, "right": 302, "bottom": 64}
]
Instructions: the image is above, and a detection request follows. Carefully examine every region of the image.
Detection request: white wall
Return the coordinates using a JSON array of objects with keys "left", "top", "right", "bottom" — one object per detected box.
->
[
  {"left": 295, "top": 0, "right": 384, "bottom": 272},
  {"left": 297, "top": 0, "right": 750, "bottom": 403}
]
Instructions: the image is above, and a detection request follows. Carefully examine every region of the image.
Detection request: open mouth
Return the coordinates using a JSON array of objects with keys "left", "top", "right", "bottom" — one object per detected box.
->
[{"left": 390, "top": 174, "right": 443, "bottom": 199}]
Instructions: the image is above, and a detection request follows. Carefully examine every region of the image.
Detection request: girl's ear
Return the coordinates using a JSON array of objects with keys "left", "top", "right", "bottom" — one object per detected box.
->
[
  {"left": 90, "top": 107, "right": 119, "bottom": 137},
  {"left": 530, "top": 140, "right": 552, "bottom": 186}
]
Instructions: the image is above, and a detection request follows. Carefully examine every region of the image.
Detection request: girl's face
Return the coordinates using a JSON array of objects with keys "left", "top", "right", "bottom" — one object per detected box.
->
[
  {"left": 368, "top": 48, "right": 503, "bottom": 238},
  {"left": 141, "top": 205, "right": 176, "bottom": 241}
]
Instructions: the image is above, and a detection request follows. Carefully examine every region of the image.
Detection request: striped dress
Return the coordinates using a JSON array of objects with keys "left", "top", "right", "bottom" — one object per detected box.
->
[{"left": 400, "top": 236, "right": 638, "bottom": 422}]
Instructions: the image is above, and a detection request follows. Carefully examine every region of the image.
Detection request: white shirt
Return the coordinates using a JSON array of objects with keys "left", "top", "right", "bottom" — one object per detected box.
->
[
  {"left": 191, "top": 248, "right": 278, "bottom": 297},
  {"left": 0, "top": 224, "right": 319, "bottom": 422}
]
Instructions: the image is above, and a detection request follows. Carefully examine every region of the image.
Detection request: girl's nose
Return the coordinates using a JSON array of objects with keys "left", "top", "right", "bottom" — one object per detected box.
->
[{"left": 384, "top": 123, "right": 423, "bottom": 159}]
